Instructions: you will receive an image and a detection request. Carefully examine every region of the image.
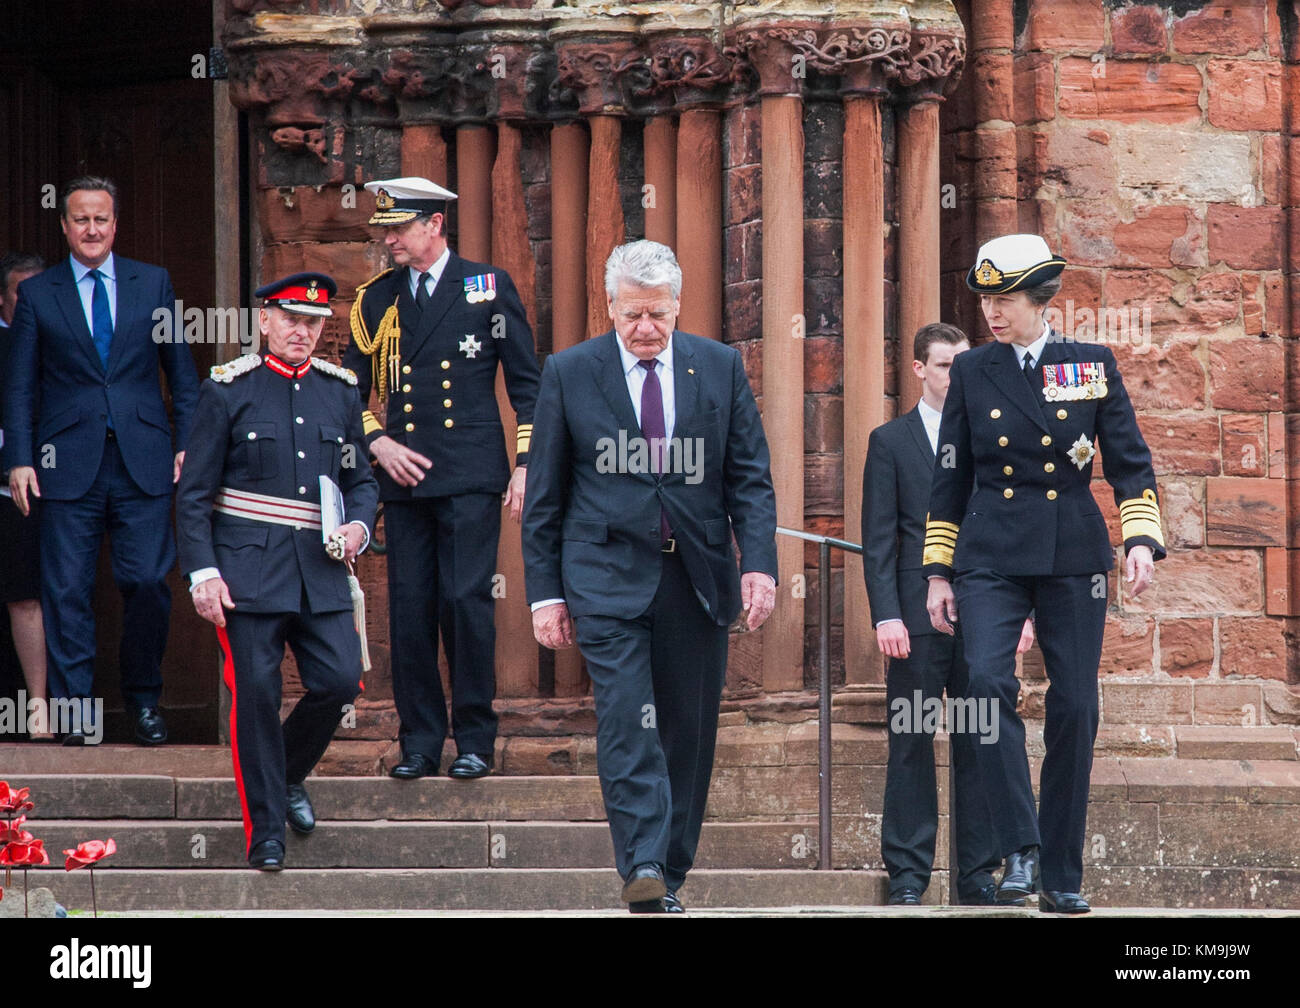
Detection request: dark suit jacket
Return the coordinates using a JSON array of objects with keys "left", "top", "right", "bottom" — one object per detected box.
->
[
  {"left": 343, "top": 253, "right": 539, "bottom": 500},
  {"left": 923, "top": 335, "right": 1165, "bottom": 579},
  {"left": 862, "top": 407, "right": 938, "bottom": 638},
  {"left": 175, "top": 357, "right": 379, "bottom": 615},
  {"left": 522, "top": 330, "right": 778, "bottom": 628},
  {"left": 2, "top": 256, "right": 198, "bottom": 498}
]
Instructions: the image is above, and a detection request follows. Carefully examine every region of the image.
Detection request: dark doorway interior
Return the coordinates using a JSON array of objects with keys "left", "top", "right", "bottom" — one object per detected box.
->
[{"left": 0, "top": 0, "right": 224, "bottom": 742}]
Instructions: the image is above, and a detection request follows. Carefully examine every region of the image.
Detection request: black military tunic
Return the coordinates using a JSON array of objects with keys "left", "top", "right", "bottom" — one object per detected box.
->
[
  {"left": 923, "top": 332, "right": 1165, "bottom": 894},
  {"left": 344, "top": 254, "right": 539, "bottom": 765},
  {"left": 176, "top": 352, "right": 379, "bottom": 855}
]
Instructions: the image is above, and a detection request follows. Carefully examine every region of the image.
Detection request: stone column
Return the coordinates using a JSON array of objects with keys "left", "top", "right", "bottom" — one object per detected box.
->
[
  {"left": 488, "top": 35, "right": 547, "bottom": 700},
  {"left": 970, "top": 0, "right": 1018, "bottom": 241},
  {"left": 735, "top": 24, "right": 812, "bottom": 693},
  {"left": 840, "top": 27, "right": 908, "bottom": 686},
  {"left": 554, "top": 27, "right": 640, "bottom": 338},
  {"left": 642, "top": 116, "right": 677, "bottom": 248},
  {"left": 646, "top": 29, "right": 734, "bottom": 341}
]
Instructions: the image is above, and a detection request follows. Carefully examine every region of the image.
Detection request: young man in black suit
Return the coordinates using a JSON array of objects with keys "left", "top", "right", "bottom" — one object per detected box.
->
[{"left": 863, "top": 323, "right": 1033, "bottom": 906}]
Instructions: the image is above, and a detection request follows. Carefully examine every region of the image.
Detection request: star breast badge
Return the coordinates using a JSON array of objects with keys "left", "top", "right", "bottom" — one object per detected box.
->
[
  {"left": 1067, "top": 433, "right": 1096, "bottom": 470},
  {"left": 459, "top": 334, "right": 482, "bottom": 359}
]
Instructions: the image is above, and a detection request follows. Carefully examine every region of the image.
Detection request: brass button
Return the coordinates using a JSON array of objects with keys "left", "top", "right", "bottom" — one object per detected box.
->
[
  {"left": 247, "top": 431, "right": 256, "bottom": 440},
  {"left": 1046, "top": 490, "right": 1058, "bottom": 500},
  {"left": 990, "top": 408, "right": 1001, "bottom": 419},
  {"left": 1041, "top": 435, "right": 1052, "bottom": 446},
  {"left": 1003, "top": 465, "right": 1013, "bottom": 476},
  {"left": 441, "top": 360, "right": 451, "bottom": 371},
  {"left": 444, "top": 418, "right": 454, "bottom": 429},
  {"left": 405, "top": 422, "right": 415, "bottom": 432},
  {"left": 442, "top": 380, "right": 451, "bottom": 390},
  {"left": 402, "top": 384, "right": 412, "bottom": 393},
  {"left": 1044, "top": 462, "right": 1055, "bottom": 473},
  {"left": 998, "top": 436, "right": 1009, "bottom": 447},
  {"left": 402, "top": 364, "right": 412, "bottom": 375},
  {"left": 1003, "top": 488, "right": 1014, "bottom": 499},
  {"left": 1056, "top": 409, "right": 1068, "bottom": 420},
  {"left": 443, "top": 398, "right": 452, "bottom": 408},
  {"left": 403, "top": 403, "right": 413, "bottom": 413}
]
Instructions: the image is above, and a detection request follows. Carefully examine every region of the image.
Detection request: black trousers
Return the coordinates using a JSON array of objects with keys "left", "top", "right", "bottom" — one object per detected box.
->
[
  {"left": 385, "top": 494, "right": 501, "bottom": 762},
  {"left": 574, "top": 550, "right": 728, "bottom": 892},
  {"left": 41, "top": 437, "right": 173, "bottom": 710},
  {"left": 219, "top": 602, "right": 361, "bottom": 855},
  {"left": 954, "top": 568, "right": 1107, "bottom": 893},
  {"left": 882, "top": 631, "right": 1001, "bottom": 898}
]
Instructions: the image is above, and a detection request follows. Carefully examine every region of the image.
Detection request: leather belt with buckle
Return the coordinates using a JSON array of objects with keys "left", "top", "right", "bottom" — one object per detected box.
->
[{"left": 660, "top": 538, "right": 677, "bottom": 553}]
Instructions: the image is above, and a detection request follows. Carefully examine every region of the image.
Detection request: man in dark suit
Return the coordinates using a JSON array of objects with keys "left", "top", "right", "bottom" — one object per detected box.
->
[
  {"left": 925, "top": 234, "right": 1165, "bottom": 913},
  {"left": 864, "top": 322, "right": 1035, "bottom": 907},
  {"left": 523, "top": 240, "right": 778, "bottom": 913},
  {"left": 177, "top": 272, "right": 378, "bottom": 870},
  {"left": 344, "top": 177, "right": 539, "bottom": 781},
  {"left": 4, "top": 177, "right": 198, "bottom": 746}
]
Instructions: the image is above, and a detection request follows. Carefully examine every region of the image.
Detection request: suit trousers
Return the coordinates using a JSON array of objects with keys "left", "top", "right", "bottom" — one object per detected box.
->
[
  {"left": 882, "top": 631, "right": 1000, "bottom": 898},
  {"left": 575, "top": 549, "right": 729, "bottom": 892},
  {"left": 40, "top": 435, "right": 173, "bottom": 710},
  {"left": 954, "top": 568, "right": 1107, "bottom": 892},
  {"left": 218, "top": 599, "right": 362, "bottom": 854},
  {"left": 385, "top": 494, "right": 500, "bottom": 761}
]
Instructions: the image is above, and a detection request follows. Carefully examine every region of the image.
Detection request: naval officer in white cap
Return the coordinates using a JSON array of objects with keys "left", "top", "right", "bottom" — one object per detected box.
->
[
  {"left": 344, "top": 176, "right": 540, "bottom": 781},
  {"left": 923, "top": 234, "right": 1165, "bottom": 913}
]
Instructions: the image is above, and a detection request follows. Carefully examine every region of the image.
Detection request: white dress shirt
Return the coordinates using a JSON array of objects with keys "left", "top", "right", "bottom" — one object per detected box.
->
[{"left": 408, "top": 247, "right": 451, "bottom": 301}]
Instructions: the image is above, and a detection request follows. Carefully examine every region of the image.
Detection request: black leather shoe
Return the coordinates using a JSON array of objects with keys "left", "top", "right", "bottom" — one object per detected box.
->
[
  {"left": 448, "top": 753, "right": 492, "bottom": 779},
  {"left": 1040, "top": 890, "right": 1091, "bottom": 914},
  {"left": 960, "top": 883, "right": 1024, "bottom": 907},
  {"left": 248, "top": 839, "right": 285, "bottom": 871},
  {"left": 622, "top": 863, "right": 667, "bottom": 904},
  {"left": 888, "top": 887, "right": 922, "bottom": 906},
  {"left": 997, "top": 845, "right": 1041, "bottom": 902},
  {"left": 133, "top": 707, "right": 168, "bottom": 746},
  {"left": 628, "top": 899, "right": 665, "bottom": 914},
  {"left": 60, "top": 729, "right": 87, "bottom": 747},
  {"left": 389, "top": 753, "right": 438, "bottom": 779},
  {"left": 663, "top": 890, "right": 685, "bottom": 913},
  {"left": 286, "top": 783, "right": 315, "bottom": 835}
]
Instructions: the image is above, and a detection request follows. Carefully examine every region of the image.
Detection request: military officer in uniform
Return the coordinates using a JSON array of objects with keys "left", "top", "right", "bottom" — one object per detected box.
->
[
  {"left": 177, "top": 273, "right": 379, "bottom": 871},
  {"left": 345, "top": 177, "right": 540, "bottom": 781},
  {"left": 924, "top": 235, "right": 1165, "bottom": 913}
]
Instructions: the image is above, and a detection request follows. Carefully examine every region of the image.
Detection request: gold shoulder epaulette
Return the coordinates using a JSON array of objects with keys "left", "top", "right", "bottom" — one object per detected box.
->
[
  {"left": 349, "top": 268, "right": 401, "bottom": 402},
  {"left": 349, "top": 268, "right": 396, "bottom": 352},
  {"left": 310, "top": 357, "right": 358, "bottom": 386},
  {"left": 209, "top": 354, "right": 262, "bottom": 384}
]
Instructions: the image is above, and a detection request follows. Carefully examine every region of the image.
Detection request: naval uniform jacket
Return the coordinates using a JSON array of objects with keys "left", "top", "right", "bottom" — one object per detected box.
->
[
  {"left": 343, "top": 254, "right": 540, "bottom": 500},
  {"left": 922, "top": 334, "right": 1165, "bottom": 579},
  {"left": 176, "top": 354, "right": 379, "bottom": 614}
]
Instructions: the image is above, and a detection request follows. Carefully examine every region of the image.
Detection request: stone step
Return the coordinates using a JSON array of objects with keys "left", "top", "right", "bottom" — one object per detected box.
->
[
  {"left": 1173, "top": 725, "right": 1299, "bottom": 761},
  {"left": 31, "top": 820, "right": 825, "bottom": 870},
  {"left": 30, "top": 867, "right": 888, "bottom": 913}
]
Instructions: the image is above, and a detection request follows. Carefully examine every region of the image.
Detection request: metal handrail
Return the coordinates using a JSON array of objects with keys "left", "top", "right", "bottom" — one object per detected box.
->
[{"left": 776, "top": 525, "right": 862, "bottom": 870}]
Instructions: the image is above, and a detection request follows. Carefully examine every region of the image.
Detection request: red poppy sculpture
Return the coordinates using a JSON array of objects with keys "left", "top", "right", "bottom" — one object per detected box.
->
[{"left": 64, "top": 838, "right": 117, "bottom": 918}]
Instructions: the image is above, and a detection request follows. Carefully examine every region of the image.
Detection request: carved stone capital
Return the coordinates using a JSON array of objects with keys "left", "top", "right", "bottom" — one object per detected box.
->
[
  {"left": 731, "top": 23, "right": 824, "bottom": 98},
  {"left": 554, "top": 38, "right": 643, "bottom": 116},
  {"left": 227, "top": 48, "right": 360, "bottom": 124},
  {"left": 895, "top": 29, "right": 967, "bottom": 98},
  {"left": 486, "top": 40, "right": 549, "bottom": 121},
  {"left": 645, "top": 34, "right": 737, "bottom": 109}
]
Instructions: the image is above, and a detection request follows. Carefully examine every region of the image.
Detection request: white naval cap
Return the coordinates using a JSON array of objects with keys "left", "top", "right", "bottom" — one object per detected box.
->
[
  {"left": 966, "top": 233, "right": 1067, "bottom": 294},
  {"left": 365, "top": 177, "right": 459, "bottom": 226}
]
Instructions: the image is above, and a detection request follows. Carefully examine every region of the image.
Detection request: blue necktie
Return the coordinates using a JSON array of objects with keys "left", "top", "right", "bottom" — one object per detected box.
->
[
  {"left": 90, "top": 268, "right": 113, "bottom": 369},
  {"left": 638, "top": 359, "right": 673, "bottom": 544}
]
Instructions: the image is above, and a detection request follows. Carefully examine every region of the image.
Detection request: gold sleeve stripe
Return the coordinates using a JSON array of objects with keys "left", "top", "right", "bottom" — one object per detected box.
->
[
  {"left": 923, "top": 542, "right": 955, "bottom": 567},
  {"left": 1119, "top": 503, "right": 1161, "bottom": 520},
  {"left": 516, "top": 428, "right": 532, "bottom": 454},
  {"left": 362, "top": 410, "right": 383, "bottom": 435},
  {"left": 1121, "top": 516, "right": 1165, "bottom": 545}
]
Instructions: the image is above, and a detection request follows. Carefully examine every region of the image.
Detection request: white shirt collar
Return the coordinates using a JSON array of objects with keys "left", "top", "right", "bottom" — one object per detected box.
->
[
  {"left": 1017, "top": 322, "right": 1051, "bottom": 367},
  {"left": 917, "top": 397, "right": 942, "bottom": 428},
  {"left": 409, "top": 246, "right": 452, "bottom": 289},
  {"left": 71, "top": 252, "right": 115, "bottom": 283},
  {"left": 616, "top": 332, "right": 674, "bottom": 379}
]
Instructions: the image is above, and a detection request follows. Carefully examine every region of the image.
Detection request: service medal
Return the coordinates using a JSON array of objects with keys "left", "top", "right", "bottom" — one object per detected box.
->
[{"left": 1067, "top": 433, "right": 1096, "bottom": 470}]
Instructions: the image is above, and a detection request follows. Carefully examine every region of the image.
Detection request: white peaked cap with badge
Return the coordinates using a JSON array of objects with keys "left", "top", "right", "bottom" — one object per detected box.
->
[
  {"left": 966, "top": 233, "right": 1067, "bottom": 294},
  {"left": 365, "top": 177, "right": 459, "bottom": 226}
]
